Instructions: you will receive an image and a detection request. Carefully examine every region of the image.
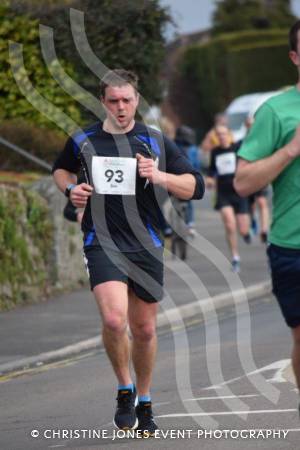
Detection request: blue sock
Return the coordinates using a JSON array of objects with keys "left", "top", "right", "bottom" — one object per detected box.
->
[
  {"left": 118, "top": 383, "right": 134, "bottom": 392},
  {"left": 139, "top": 395, "right": 151, "bottom": 403}
]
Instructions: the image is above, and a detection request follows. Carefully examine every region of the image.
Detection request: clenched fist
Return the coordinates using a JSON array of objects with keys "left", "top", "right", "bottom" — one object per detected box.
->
[
  {"left": 70, "top": 183, "right": 93, "bottom": 208},
  {"left": 136, "top": 153, "right": 164, "bottom": 185}
]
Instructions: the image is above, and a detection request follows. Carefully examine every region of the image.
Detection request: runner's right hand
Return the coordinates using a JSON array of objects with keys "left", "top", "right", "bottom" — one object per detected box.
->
[{"left": 70, "top": 183, "right": 93, "bottom": 208}]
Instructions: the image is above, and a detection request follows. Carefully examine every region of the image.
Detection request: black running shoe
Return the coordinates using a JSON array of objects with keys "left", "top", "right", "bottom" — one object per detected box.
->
[
  {"left": 136, "top": 401, "right": 158, "bottom": 437},
  {"left": 243, "top": 233, "right": 252, "bottom": 244},
  {"left": 113, "top": 387, "right": 138, "bottom": 430},
  {"left": 260, "top": 232, "right": 268, "bottom": 244}
]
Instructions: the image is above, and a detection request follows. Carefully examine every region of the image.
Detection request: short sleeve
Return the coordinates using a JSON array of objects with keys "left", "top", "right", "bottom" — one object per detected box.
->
[
  {"left": 52, "top": 136, "right": 81, "bottom": 174},
  {"left": 163, "top": 136, "right": 205, "bottom": 199},
  {"left": 164, "top": 136, "right": 192, "bottom": 174},
  {"left": 207, "top": 150, "right": 216, "bottom": 177},
  {"left": 238, "top": 103, "right": 281, "bottom": 162}
]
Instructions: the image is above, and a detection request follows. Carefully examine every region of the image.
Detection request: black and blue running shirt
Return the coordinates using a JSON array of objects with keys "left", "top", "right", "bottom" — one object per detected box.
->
[{"left": 52, "top": 122, "right": 205, "bottom": 252}]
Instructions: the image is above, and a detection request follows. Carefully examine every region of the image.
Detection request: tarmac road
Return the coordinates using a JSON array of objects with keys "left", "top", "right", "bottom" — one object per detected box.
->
[{"left": 1, "top": 294, "right": 299, "bottom": 450}]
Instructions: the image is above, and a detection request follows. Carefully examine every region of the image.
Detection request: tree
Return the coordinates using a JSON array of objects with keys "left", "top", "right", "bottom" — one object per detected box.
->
[
  {"left": 212, "top": 0, "right": 296, "bottom": 34},
  {"left": 9, "top": 0, "right": 172, "bottom": 106},
  {"left": 0, "top": 2, "right": 82, "bottom": 133}
]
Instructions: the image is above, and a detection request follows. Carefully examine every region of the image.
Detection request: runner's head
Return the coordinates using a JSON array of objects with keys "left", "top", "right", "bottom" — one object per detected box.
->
[
  {"left": 214, "top": 113, "right": 228, "bottom": 128},
  {"left": 100, "top": 69, "right": 139, "bottom": 132},
  {"left": 215, "top": 125, "right": 231, "bottom": 149},
  {"left": 289, "top": 20, "right": 300, "bottom": 70}
]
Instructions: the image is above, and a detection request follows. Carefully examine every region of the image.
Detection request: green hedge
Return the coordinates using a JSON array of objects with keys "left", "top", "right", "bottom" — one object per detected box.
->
[
  {"left": 0, "top": 3, "right": 82, "bottom": 134},
  {"left": 0, "top": 185, "right": 53, "bottom": 310},
  {"left": 0, "top": 120, "right": 66, "bottom": 172},
  {"left": 172, "top": 29, "right": 296, "bottom": 132}
]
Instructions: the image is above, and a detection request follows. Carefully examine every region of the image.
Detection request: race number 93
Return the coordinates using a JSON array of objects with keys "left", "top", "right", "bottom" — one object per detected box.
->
[
  {"left": 92, "top": 156, "right": 137, "bottom": 195},
  {"left": 105, "top": 169, "right": 124, "bottom": 183}
]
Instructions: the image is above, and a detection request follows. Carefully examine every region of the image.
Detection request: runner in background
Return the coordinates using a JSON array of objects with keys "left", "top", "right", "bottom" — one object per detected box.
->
[
  {"left": 206, "top": 125, "right": 251, "bottom": 273},
  {"left": 175, "top": 125, "right": 201, "bottom": 235},
  {"left": 201, "top": 113, "right": 234, "bottom": 153}
]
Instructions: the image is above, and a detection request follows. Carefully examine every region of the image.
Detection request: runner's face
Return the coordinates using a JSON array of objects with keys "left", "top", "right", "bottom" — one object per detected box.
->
[
  {"left": 101, "top": 84, "right": 139, "bottom": 131},
  {"left": 216, "top": 127, "right": 231, "bottom": 148}
]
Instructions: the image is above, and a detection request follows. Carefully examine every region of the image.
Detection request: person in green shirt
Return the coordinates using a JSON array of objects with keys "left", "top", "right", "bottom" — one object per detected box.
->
[{"left": 234, "top": 20, "right": 300, "bottom": 411}]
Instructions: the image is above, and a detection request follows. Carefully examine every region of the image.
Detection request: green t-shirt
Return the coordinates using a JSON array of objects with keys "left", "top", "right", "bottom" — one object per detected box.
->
[{"left": 238, "top": 86, "right": 300, "bottom": 249}]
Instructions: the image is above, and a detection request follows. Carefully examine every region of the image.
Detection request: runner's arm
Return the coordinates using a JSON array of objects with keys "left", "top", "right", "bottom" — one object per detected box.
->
[
  {"left": 155, "top": 172, "right": 197, "bottom": 200},
  {"left": 137, "top": 152, "right": 204, "bottom": 200},
  {"left": 52, "top": 135, "right": 92, "bottom": 208},
  {"left": 234, "top": 125, "right": 300, "bottom": 197},
  {"left": 53, "top": 169, "right": 93, "bottom": 208}
]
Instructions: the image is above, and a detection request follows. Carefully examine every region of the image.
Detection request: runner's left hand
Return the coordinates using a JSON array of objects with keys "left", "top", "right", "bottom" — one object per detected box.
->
[{"left": 136, "top": 153, "right": 163, "bottom": 185}]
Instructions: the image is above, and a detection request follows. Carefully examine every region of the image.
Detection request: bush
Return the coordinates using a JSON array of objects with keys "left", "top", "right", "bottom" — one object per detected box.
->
[
  {"left": 169, "top": 29, "right": 296, "bottom": 133},
  {"left": 0, "top": 2, "right": 83, "bottom": 133},
  {"left": 0, "top": 120, "right": 66, "bottom": 171}
]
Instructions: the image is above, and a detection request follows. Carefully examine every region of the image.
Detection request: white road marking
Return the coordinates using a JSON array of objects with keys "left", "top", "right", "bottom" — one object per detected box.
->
[
  {"left": 184, "top": 394, "right": 259, "bottom": 402},
  {"left": 154, "top": 401, "right": 171, "bottom": 406},
  {"left": 156, "top": 408, "right": 297, "bottom": 418},
  {"left": 204, "top": 359, "right": 291, "bottom": 390}
]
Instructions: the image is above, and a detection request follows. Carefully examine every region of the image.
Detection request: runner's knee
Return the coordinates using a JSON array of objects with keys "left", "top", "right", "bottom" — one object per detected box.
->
[
  {"left": 239, "top": 224, "right": 248, "bottom": 236},
  {"left": 103, "top": 313, "right": 127, "bottom": 335},
  {"left": 224, "top": 221, "right": 235, "bottom": 233},
  {"left": 130, "top": 322, "right": 156, "bottom": 342}
]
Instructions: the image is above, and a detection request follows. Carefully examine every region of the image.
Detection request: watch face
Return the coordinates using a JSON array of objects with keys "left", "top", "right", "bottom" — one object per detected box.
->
[{"left": 65, "top": 184, "right": 75, "bottom": 197}]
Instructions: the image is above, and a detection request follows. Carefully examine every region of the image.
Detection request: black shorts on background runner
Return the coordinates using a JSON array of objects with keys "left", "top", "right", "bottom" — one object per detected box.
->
[
  {"left": 249, "top": 187, "right": 269, "bottom": 206},
  {"left": 83, "top": 246, "right": 164, "bottom": 303},
  {"left": 215, "top": 191, "right": 249, "bottom": 214},
  {"left": 208, "top": 142, "right": 248, "bottom": 214}
]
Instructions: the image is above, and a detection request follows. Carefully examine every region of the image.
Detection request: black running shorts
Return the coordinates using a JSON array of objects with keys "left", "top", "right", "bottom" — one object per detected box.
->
[
  {"left": 215, "top": 191, "right": 249, "bottom": 214},
  {"left": 267, "top": 243, "right": 300, "bottom": 328},
  {"left": 83, "top": 246, "right": 164, "bottom": 303},
  {"left": 248, "top": 187, "right": 269, "bottom": 206}
]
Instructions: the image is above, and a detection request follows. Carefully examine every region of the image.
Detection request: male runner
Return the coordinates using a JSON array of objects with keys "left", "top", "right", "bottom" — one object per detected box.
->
[
  {"left": 206, "top": 125, "right": 250, "bottom": 273},
  {"left": 52, "top": 69, "right": 204, "bottom": 435},
  {"left": 234, "top": 21, "right": 300, "bottom": 412}
]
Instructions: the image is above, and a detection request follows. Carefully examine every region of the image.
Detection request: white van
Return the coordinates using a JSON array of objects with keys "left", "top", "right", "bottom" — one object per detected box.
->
[{"left": 225, "top": 91, "right": 281, "bottom": 141}]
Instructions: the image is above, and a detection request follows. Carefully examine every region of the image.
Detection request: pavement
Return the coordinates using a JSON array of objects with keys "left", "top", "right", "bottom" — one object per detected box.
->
[{"left": 0, "top": 192, "right": 272, "bottom": 375}]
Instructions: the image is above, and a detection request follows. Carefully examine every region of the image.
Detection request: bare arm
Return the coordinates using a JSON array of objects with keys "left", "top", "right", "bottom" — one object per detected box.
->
[
  {"left": 136, "top": 153, "right": 197, "bottom": 200},
  {"left": 201, "top": 130, "right": 214, "bottom": 152},
  {"left": 205, "top": 176, "right": 216, "bottom": 189},
  {"left": 234, "top": 125, "right": 300, "bottom": 197},
  {"left": 53, "top": 168, "right": 93, "bottom": 208},
  {"left": 158, "top": 172, "right": 196, "bottom": 200},
  {"left": 53, "top": 168, "right": 77, "bottom": 193}
]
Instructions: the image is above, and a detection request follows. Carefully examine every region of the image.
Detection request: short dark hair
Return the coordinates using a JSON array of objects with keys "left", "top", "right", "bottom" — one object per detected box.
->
[
  {"left": 100, "top": 69, "right": 139, "bottom": 98},
  {"left": 289, "top": 20, "right": 300, "bottom": 52}
]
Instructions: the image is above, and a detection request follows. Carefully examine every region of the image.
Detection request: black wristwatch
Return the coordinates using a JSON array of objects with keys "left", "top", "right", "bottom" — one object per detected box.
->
[{"left": 64, "top": 183, "right": 76, "bottom": 198}]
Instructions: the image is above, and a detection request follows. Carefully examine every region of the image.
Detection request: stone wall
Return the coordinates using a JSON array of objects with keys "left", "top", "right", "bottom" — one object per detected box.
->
[{"left": 32, "top": 177, "right": 87, "bottom": 289}]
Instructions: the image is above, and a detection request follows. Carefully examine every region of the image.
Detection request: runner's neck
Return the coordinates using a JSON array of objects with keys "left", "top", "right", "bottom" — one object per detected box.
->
[{"left": 102, "top": 118, "right": 136, "bottom": 135}]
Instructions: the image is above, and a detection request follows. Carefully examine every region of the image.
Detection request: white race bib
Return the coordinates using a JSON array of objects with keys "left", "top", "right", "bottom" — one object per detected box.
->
[
  {"left": 92, "top": 156, "right": 137, "bottom": 195},
  {"left": 215, "top": 152, "right": 236, "bottom": 176}
]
